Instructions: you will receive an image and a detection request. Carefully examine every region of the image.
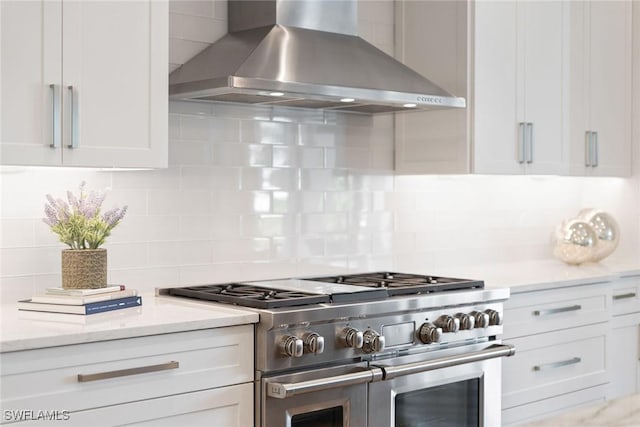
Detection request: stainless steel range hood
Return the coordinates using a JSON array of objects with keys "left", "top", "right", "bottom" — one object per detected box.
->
[{"left": 169, "top": 0, "right": 465, "bottom": 114}]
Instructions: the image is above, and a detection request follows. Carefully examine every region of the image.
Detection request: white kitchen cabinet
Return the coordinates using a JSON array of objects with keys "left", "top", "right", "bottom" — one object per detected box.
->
[
  {"left": 0, "top": 0, "right": 168, "bottom": 168},
  {"left": 395, "top": 0, "right": 568, "bottom": 175},
  {"left": 607, "top": 275, "right": 640, "bottom": 399},
  {"left": 396, "top": 0, "right": 632, "bottom": 178},
  {"left": 0, "top": 326, "right": 254, "bottom": 425},
  {"left": 568, "top": 0, "right": 632, "bottom": 177},
  {"left": 501, "top": 282, "right": 611, "bottom": 426}
]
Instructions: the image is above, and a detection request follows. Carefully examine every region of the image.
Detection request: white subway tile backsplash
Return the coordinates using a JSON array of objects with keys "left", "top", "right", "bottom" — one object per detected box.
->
[
  {"left": 241, "top": 167, "right": 297, "bottom": 191},
  {"left": 242, "top": 214, "right": 293, "bottom": 237},
  {"left": 213, "top": 238, "right": 271, "bottom": 263},
  {"left": 301, "top": 213, "right": 348, "bottom": 234},
  {"left": 107, "top": 243, "right": 149, "bottom": 269},
  {"left": 179, "top": 215, "right": 215, "bottom": 241},
  {"left": 2, "top": 94, "right": 637, "bottom": 297},
  {"left": 300, "top": 169, "right": 348, "bottom": 191},
  {"left": 1, "top": 247, "right": 60, "bottom": 276},
  {"left": 241, "top": 120, "right": 299, "bottom": 145},
  {"left": 244, "top": 144, "right": 273, "bottom": 167},
  {"left": 1, "top": 219, "right": 35, "bottom": 248}
]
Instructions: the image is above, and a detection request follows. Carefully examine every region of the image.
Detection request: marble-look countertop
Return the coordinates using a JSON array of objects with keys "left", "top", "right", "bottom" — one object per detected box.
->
[
  {"left": 419, "top": 256, "right": 640, "bottom": 294},
  {"left": 523, "top": 393, "right": 640, "bottom": 426},
  {"left": 0, "top": 292, "right": 258, "bottom": 353}
]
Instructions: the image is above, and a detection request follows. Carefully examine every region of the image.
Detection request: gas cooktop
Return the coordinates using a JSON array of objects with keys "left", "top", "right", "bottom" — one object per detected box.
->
[{"left": 166, "top": 272, "right": 484, "bottom": 309}]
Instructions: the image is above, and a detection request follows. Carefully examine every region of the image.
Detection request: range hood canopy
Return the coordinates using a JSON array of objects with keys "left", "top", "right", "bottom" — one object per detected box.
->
[{"left": 169, "top": 0, "right": 465, "bottom": 114}]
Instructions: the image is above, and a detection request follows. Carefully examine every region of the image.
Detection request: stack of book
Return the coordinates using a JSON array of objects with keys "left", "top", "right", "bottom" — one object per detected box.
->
[{"left": 17, "top": 285, "right": 142, "bottom": 315}]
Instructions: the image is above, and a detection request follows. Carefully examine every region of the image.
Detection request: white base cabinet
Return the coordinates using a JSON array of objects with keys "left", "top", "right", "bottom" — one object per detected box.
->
[
  {"left": 501, "top": 282, "right": 611, "bottom": 426},
  {"left": 0, "top": 326, "right": 254, "bottom": 426},
  {"left": 608, "top": 275, "right": 640, "bottom": 399}
]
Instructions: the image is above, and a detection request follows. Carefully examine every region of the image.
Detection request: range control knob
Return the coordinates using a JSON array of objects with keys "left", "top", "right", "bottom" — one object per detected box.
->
[
  {"left": 418, "top": 323, "right": 443, "bottom": 344},
  {"left": 485, "top": 309, "right": 503, "bottom": 326},
  {"left": 455, "top": 313, "right": 476, "bottom": 330},
  {"left": 362, "top": 329, "right": 386, "bottom": 353},
  {"left": 470, "top": 311, "right": 490, "bottom": 328},
  {"left": 303, "top": 332, "right": 325, "bottom": 354},
  {"left": 340, "top": 327, "right": 364, "bottom": 349},
  {"left": 434, "top": 315, "right": 460, "bottom": 333},
  {"left": 280, "top": 335, "right": 304, "bottom": 358}
]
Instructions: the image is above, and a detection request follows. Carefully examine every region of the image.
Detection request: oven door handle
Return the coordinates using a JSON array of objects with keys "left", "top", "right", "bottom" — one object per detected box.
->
[
  {"left": 266, "top": 367, "right": 384, "bottom": 399},
  {"left": 379, "top": 343, "right": 516, "bottom": 381}
]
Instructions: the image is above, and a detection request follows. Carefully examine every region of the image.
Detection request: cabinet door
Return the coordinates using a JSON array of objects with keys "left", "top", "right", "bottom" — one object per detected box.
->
[
  {"left": 0, "top": 1, "right": 62, "bottom": 165},
  {"left": 473, "top": 1, "right": 522, "bottom": 174},
  {"left": 608, "top": 313, "right": 640, "bottom": 400},
  {"left": 587, "top": 0, "right": 632, "bottom": 177},
  {"left": 521, "top": 1, "right": 567, "bottom": 175},
  {"left": 61, "top": 1, "right": 167, "bottom": 168}
]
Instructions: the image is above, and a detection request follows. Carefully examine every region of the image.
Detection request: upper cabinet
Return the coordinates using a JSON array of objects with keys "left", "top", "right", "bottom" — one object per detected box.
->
[
  {"left": 568, "top": 1, "right": 632, "bottom": 176},
  {"left": 474, "top": 1, "right": 567, "bottom": 175},
  {"left": 1, "top": 0, "right": 168, "bottom": 168},
  {"left": 395, "top": 0, "right": 632, "bottom": 178}
]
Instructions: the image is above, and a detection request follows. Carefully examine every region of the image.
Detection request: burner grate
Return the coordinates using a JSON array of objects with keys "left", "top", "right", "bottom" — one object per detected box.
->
[
  {"left": 306, "top": 272, "right": 484, "bottom": 296},
  {"left": 168, "top": 284, "right": 330, "bottom": 309}
]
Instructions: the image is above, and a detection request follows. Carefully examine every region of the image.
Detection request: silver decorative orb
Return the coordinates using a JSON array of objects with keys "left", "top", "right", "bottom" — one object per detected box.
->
[
  {"left": 578, "top": 209, "right": 620, "bottom": 262},
  {"left": 552, "top": 220, "right": 598, "bottom": 265}
]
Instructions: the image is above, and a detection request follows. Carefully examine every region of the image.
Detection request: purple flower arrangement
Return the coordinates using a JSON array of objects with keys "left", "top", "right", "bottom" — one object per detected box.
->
[{"left": 43, "top": 181, "right": 127, "bottom": 250}]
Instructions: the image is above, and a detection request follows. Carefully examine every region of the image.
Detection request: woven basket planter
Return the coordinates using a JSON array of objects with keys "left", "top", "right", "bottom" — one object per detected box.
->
[{"left": 61, "top": 249, "right": 108, "bottom": 289}]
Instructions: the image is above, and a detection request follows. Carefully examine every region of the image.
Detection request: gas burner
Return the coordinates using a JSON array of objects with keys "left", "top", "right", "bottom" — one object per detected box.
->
[{"left": 168, "top": 284, "right": 330, "bottom": 309}]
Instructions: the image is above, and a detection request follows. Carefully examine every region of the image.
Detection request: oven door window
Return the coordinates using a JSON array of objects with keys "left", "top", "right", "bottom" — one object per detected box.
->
[
  {"left": 291, "top": 406, "right": 344, "bottom": 427},
  {"left": 395, "top": 378, "right": 479, "bottom": 427}
]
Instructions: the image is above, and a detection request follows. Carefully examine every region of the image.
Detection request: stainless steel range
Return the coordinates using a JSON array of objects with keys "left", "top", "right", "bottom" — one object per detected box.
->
[{"left": 161, "top": 272, "right": 514, "bottom": 427}]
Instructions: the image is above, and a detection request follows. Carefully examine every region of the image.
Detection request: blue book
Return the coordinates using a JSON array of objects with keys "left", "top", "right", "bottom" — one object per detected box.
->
[{"left": 17, "top": 296, "right": 142, "bottom": 315}]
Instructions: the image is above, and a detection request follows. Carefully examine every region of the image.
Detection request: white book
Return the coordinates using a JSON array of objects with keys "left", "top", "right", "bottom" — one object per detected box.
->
[
  {"left": 30, "top": 289, "right": 138, "bottom": 305},
  {"left": 45, "top": 285, "right": 125, "bottom": 296}
]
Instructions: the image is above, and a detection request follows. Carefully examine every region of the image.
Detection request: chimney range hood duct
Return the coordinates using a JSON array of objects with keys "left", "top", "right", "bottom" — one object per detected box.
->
[{"left": 169, "top": 0, "right": 465, "bottom": 114}]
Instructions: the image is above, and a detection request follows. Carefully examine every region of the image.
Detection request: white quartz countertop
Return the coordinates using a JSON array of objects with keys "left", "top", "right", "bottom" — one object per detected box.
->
[
  {"left": 523, "top": 393, "right": 640, "bottom": 426},
  {"left": 0, "top": 292, "right": 258, "bottom": 353},
  {"left": 419, "top": 257, "right": 640, "bottom": 294}
]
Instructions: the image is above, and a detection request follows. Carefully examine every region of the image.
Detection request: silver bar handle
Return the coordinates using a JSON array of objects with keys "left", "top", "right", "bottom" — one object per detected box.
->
[
  {"left": 592, "top": 131, "right": 598, "bottom": 167},
  {"left": 585, "top": 131, "right": 592, "bottom": 166},
  {"left": 266, "top": 368, "right": 384, "bottom": 399},
  {"left": 68, "top": 85, "right": 79, "bottom": 148},
  {"left": 77, "top": 361, "right": 179, "bottom": 383},
  {"left": 533, "top": 357, "right": 581, "bottom": 372},
  {"left": 49, "top": 84, "right": 60, "bottom": 148},
  {"left": 533, "top": 304, "right": 582, "bottom": 316},
  {"left": 518, "top": 122, "right": 525, "bottom": 164},
  {"left": 526, "top": 122, "right": 533, "bottom": 163},
  {"left": 380, "top": 344, "right": 515, "bottom": 380},
  {"left": 613, "top": 293, "right": 637, "bottom": 300}
]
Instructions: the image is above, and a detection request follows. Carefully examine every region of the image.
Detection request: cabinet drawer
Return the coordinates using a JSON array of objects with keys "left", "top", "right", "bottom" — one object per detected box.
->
[
  {"left": 502, "top": 324, "right": 607, "bottom": 409},
  {"left": 504, "top": 284, "right": 609, "bottom": 339},
  {"left": 0, "top": 326, "right": 253, "bottom": 416},
  {"left": 502, "top": 384, "right": 606, "bottom": 426},
  {"left": 611, "top": 275, "right": 640, "bottom": 316},
  {"left": 4, "top": 383, "right": 253, "bottom": 426}
]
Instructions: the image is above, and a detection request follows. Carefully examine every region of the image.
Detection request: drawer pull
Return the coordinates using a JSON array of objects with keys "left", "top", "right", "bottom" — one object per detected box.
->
[
  {"left": 532, "top": 305, "right": 581, "bottom": 316},
  {"left": 533, "top": 357, "right": 581, "bottom": 372},
  {"left": 77, "top": 361, "right": 179, "bottom": 383},
  {"left": 613, "top": 293, "right": 637, "bottom": 300}
]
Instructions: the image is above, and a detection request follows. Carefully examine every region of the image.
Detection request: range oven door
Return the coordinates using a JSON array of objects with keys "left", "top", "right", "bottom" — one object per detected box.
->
[
  {"left": 261, "top": 362, "right": 380, "bottom": 427},
  {"left": 368, "top": 343, "right": 514, "bottom": 427}
]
